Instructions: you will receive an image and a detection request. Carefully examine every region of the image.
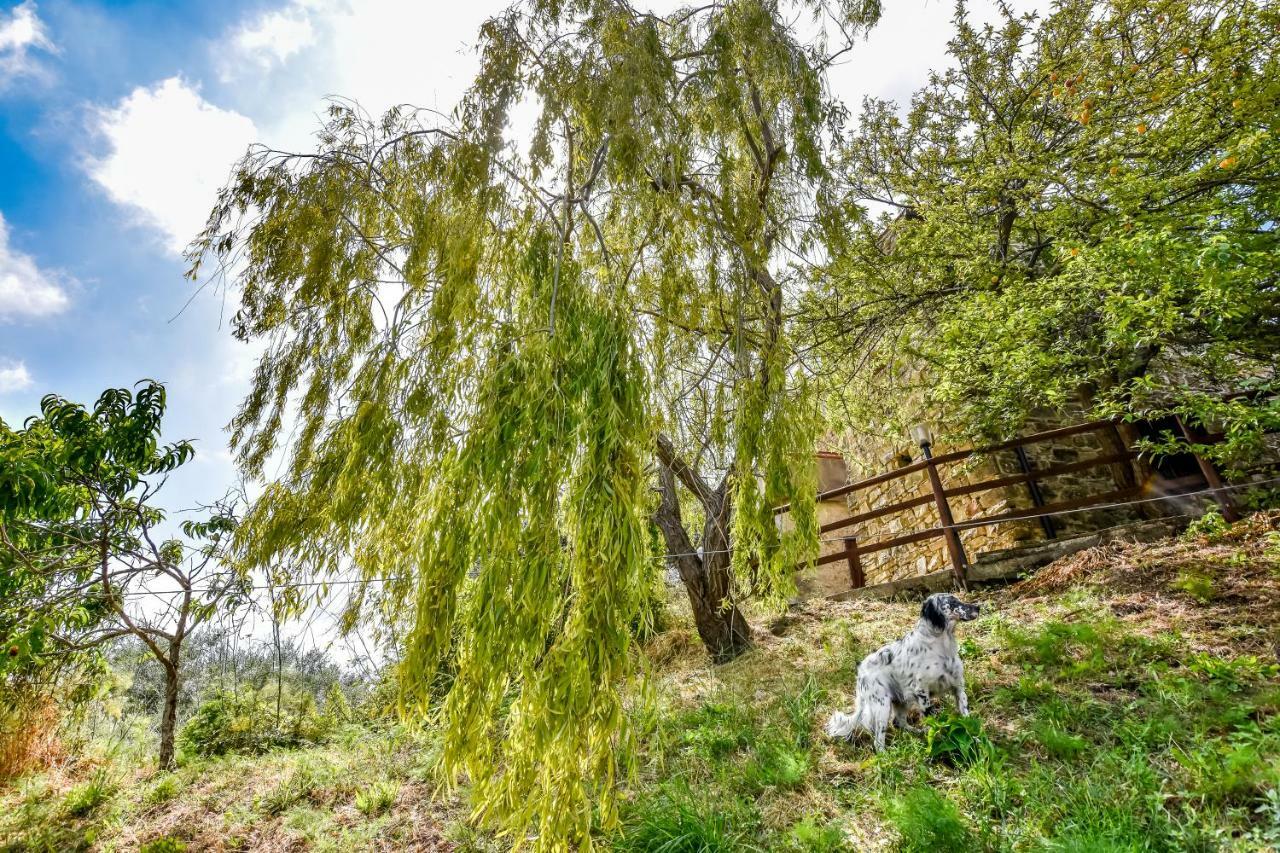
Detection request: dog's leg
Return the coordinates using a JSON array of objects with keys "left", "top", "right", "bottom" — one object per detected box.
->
[
  {"left": 892, "top": 702, "right": 921, "bottom": 733},
  {"left": 872, "top": 723, "right": 887, "bottom": 752},
  {"left": 954, "top": 683, "right": 969, "bottom": 716}
]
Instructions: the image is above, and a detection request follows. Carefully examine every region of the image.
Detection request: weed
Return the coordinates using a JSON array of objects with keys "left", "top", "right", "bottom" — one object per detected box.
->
[
  {"left": 62, "top": 769, "right": 115, "bottom": 816},
  {"left": 354, "top": 779, "right": 400, "bottom": 816},
  {"left": 925, "top": 713, "right": 991, "bottom": 767},
  {"left": 143, "top": 774, "right": 180, "bottom": 806},
  {"left": 614, "top": 784, "right": 761, "bottom": 852},
  {"left": 742, "top": 741, "right": 810, "bottom": 791},
  {"left": 1032, "top": 723, "right": 1088, "bottom": 760},
  {"left": 887, "top": 786, "right": 975, "bottom": 852},
  {"left": 1184, "top": 508, "right": 1229, "bottom": 540},
  {"left": 782, "top": 815, "right": 848, "bottom": 852},
  {"left": 1172, "top": 571, "right": 1218, "bottom": 602},
  {"left": 780, "top": 677, "right": 823, "bottom": 748},
  {"left": 676, "top": 701, "right": 756, "bottom": 760},
  {"left": 258, "top": 762, "right": 320, "bottom": 816},
  {"left": 139, "top": 836, "right": 187, "bottom": 853}
]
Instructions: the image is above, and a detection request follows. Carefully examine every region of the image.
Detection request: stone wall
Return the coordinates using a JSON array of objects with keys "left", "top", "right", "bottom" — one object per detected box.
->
[{"left": 794, "top": 413, "right": 1155, "bottom": 598}]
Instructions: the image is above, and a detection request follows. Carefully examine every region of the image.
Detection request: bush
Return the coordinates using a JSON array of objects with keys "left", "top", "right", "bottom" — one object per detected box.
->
[
  {"left": 178, "top": 686, "right": 334, "bottom": 757},
  {"left": 887, "top": 786, "right": 974, "bottom": 853}
]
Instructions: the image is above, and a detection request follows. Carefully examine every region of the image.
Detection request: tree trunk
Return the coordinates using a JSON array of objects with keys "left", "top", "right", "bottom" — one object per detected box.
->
[
  {"left": 653, "top": 454, "right": 752, "bottom": 663},
  {"left": 685, "top": 550, "right": 753, "bottom": 664},
  {"left": 158, "top": 661, "right": 180, "bottom": 770}
]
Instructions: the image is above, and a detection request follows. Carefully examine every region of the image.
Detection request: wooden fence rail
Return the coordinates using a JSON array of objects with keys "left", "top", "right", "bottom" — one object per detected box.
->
[{"left": 775, "top": 418, "right": 1235, "bottom": 593}]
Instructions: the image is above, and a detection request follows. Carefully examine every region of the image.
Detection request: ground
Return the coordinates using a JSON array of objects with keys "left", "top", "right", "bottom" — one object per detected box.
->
[{"left": 4, "top": 513, "right": 1280, "bottom": 851}]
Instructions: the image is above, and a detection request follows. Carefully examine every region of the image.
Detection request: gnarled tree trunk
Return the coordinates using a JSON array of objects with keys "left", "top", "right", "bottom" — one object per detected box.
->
[{"left": 654, "top": 437, "right": 752, "bottom": 663}]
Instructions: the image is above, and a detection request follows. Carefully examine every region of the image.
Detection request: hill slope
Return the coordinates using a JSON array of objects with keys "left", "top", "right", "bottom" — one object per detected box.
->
[{"left": 5, "top": 513, "right": 1280, "bottom": 851}]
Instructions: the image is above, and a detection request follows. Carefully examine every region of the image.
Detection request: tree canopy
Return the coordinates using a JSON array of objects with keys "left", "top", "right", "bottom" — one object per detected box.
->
[
  {"left": 190, "top": 0, "right": 883, "bottom": 844},
  {"left": 810, "top": 0, "right": 1280, "bottom": 463}
]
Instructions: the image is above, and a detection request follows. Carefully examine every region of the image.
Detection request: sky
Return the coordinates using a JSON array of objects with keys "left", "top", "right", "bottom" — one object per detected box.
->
[{"left": 0, "top": 0, "right": 1036, "bottom": 518}]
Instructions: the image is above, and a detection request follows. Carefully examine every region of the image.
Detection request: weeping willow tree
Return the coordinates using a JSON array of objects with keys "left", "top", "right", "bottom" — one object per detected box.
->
[{"left": 188, "top": 0, "right": 879, "bottom": 845}]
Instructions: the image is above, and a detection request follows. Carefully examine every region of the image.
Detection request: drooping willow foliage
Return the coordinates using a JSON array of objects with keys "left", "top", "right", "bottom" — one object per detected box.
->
[{"left": 189, "top": 0, "right": 879, "bottom": 845}]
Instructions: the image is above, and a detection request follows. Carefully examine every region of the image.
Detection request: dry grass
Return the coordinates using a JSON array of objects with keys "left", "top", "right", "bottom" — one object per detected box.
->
[
  {"left": 1014, "top": 509, "right": 1280, "bottom": 656},
  {"left": 0, "top": 691, "right": 63, "bottom": 782}
]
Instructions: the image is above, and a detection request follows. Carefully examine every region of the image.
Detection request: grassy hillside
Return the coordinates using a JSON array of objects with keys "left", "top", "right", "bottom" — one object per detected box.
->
[{"left": 4, "top": 513, "right": 1280, "bottom": 851}]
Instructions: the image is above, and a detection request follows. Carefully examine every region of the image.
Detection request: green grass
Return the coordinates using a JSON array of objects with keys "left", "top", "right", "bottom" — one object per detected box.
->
[
  {"left": 5, "top": 526, "right": 1280, "bottom": 851},
  {"left": 354, "top": 779, "right": 400, "bottom": 816}
]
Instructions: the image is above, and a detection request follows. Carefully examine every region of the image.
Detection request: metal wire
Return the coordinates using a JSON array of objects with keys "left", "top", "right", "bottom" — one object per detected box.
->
[{"left": 108, "top": 474, "right": 1280, "bottom": 599}]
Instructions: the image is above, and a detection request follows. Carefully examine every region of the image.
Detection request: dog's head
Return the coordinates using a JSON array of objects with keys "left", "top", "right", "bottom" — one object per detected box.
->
[{"left": 921, "top": 593, "right": 981, "bottom": 631}]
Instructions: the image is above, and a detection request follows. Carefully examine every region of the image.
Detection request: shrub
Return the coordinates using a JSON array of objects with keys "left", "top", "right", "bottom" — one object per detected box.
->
[
  {"left": 179, "top": 687, "right": 334, "bottom": 757},
  {"left": 354, "top": 779, "right": 400, "bottom": 817},
  {"left": 887, "top": 786, "right": 974, "bottom": 853}
]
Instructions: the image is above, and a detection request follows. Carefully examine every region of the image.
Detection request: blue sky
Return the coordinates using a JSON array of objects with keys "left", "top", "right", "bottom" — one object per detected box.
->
[{"left": 0, "top": 0, "right": 1030, "bottom": 516}]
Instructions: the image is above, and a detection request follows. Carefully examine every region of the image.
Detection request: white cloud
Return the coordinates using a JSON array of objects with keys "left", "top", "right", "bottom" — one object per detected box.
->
[
  {"left": 220, "top": 0, "right": 316, "bottom": 79},
  {"left": 88, "top": 77, "right": 258, "bottom": 255},
  {"left": 0, "top": 212, "right": 70, "bottom": 320},
  {"left": 0, "top": 359, "right": 32, "bottom": 392},
  {"left": 0, "top": 0, "right": 55, "bottom": 87}
]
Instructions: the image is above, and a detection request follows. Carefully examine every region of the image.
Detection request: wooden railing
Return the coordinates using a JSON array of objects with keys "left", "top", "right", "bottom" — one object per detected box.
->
[{"left": 774, "top": 418, "right": 1230, "bottom": 592}]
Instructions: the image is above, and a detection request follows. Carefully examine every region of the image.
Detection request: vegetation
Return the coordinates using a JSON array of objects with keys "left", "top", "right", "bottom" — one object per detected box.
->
[
  {"left": 4, "top": 0, "right": 1279, "bottom": 850},
  {"left": 0, "top": 383, "right": 244, "bottom": 768},
  {"left": 4, "top": 513, "right": 1280, "bottom": 850},
  {"left": 811, "top": 0, "right": 1280, "bottom": 464}
]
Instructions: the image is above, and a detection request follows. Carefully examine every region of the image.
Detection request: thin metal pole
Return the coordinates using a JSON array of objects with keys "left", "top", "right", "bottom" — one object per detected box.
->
[{"left": 1014, "top": 445, "right": 1056, "bottom": 539}]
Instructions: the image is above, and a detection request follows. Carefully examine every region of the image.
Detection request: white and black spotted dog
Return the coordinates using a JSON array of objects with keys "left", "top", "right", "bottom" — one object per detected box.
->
[{"left": 825, "top": 593, "right": 981, "bottom": 750}]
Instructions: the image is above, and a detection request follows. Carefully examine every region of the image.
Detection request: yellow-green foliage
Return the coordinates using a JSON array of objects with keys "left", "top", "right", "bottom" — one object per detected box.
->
[{"left": 185, "top": 1, "right": 879, "bottom": 846}]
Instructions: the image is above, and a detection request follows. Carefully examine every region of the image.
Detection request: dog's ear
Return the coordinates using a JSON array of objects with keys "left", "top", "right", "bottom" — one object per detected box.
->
[{"left": 921, "top": 596, "right": 946, "bottom": 631}]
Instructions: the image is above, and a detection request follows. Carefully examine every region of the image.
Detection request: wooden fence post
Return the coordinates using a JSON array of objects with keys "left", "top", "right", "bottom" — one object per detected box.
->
[
  {"left": 844, "top": 536, "right": 864, "bottom": 589},
  {"left": 1175, "top": 415, "right": 1239, "bottom": 522},
  {"left": 921, "top": 449, "right": 969, "bottom": 589}
]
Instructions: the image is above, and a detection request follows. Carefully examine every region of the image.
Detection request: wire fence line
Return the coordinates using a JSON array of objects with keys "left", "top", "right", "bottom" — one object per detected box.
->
[{"left": 107, "top": 475, "right": 1279, "bottom": 600}]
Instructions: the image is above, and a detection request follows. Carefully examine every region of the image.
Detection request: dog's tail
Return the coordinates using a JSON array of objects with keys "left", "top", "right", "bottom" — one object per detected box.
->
[
  {"left": 824, "top": 710, "right": 859, "bottom": 740},
  {"left": 826, "top": 670, "right": 893, "bottom": 742}
]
